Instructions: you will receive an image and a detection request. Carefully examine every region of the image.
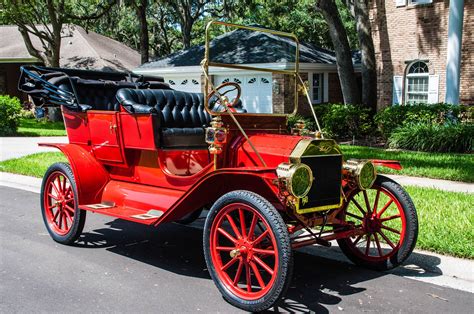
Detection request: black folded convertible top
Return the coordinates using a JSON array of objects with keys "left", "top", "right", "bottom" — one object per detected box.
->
[{"left": 39, "top": 66, "right": 164, "bottom": 83}]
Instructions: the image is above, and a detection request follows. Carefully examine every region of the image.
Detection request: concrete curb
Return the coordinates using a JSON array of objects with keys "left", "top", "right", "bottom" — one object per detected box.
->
[
  {"left": 0, "top": 172, "right": 42, "bottom": 194},
  {"left": 1, "top": 171, "right": 473, "bottom": 293}
]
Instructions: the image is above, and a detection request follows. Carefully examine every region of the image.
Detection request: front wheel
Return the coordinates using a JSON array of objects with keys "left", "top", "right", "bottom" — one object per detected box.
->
[
  {"left": 41, "top": 162, "right": 86, "bottom": 245},
  {"left": 203, "top": 191, "right": 292, "bottom": 312},
  {"left": 337, "top": 175, "right": 418, "bottom": 270}
]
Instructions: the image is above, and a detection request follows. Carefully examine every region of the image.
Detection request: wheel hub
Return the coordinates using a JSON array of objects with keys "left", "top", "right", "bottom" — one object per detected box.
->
[{"left": 364, "top": 215, "right": 382, "bottom": 233}]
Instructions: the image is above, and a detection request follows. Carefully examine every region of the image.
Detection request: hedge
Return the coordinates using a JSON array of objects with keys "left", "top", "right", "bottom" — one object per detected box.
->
[{"left": 0, "top": 95, "right": 22, "bottom": 136}]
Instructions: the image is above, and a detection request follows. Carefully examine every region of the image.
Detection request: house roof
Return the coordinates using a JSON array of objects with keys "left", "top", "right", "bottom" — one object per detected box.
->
[
  {"left": 138, "top": 28, "right": 343, "bottom": 70},
  {"left": 0, "top": 25, "right": 140, "bottom": 71}
]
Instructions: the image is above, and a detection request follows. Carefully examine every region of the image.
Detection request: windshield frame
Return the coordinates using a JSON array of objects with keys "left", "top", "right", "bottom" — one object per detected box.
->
[{"left": 202, "top": 21, "right": 301, "bottom": 117}]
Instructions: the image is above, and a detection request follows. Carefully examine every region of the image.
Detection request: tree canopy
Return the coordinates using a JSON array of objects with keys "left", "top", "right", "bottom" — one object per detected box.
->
[{"left": 70, "top": 0, "right": 358, "bottom": 60}]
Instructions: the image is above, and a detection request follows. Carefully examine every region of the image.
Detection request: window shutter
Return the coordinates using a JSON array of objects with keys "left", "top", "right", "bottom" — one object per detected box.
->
[
  {"left": 392, "top": 76, "right": 403, "bottom": 105},
  {"left": 428, "top": 75, "right": 439, "bottom": 104},
  {"left": 323, "top": 73, "right": 329, "bottom": 102},
  {"left": 396, "top": 0, "right": 406, "bottom": 7}
]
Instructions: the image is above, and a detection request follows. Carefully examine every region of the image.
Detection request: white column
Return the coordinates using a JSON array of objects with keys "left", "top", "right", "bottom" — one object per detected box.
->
[{"left": 445, "top": 0, "right": 464, "bottom": 104}]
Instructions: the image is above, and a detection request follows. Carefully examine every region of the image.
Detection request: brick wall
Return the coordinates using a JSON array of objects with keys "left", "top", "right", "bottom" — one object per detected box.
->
[
  {"left": 275, "top": 72, "right": 345, "bottom": 117},
  {"left": 369, "top": 0, "right": 472, "bottom": 108},
  {"left": 460, "top": 0, "right": 474, "bottom": 104},
  {"left": 327, "top": 73, "right": 344, "bottom": 104},
  {"left": 272, "top": 73, "right": 285, "bottom": 114}
]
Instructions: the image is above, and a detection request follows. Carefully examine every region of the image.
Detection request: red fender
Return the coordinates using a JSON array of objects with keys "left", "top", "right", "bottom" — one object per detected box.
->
[
  {"left": 371, "top": 159, "right": 403, "bottom": 170},
  {"left": 156, "top": 168, "right": 281, "bottom": 224},
  {"left": 39, "top": 143, "right": 109, "bottom": 204}
]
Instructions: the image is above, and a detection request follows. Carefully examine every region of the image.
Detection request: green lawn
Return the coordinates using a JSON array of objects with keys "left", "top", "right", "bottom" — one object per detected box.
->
[
  {"left": 341, "top": 145, "right": 474, "bottom": 183},
  {"left": 0, "top": 151, "right": 472, "bottom": 258},
  {"left": 16, "top": 118, "right": 67, "bottom": 136},
  {"left": 405, "top": 186, "right": 473, "bottom": 259},
  {"left": 0, "top": 152, "right": 67, "bottom": 177}
]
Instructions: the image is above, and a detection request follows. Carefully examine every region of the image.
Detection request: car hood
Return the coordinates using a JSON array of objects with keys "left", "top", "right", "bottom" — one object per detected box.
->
[{"left": 232, "top": 133, "right": 341, "bottom": 168}]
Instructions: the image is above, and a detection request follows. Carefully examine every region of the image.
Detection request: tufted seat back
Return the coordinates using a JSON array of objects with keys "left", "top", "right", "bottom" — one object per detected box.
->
[
  {"left": 116, "top": 88, "right": 214, "bottom": 148},
  {"left": 116, "top": 89, "right": 212, "bottom": 128}
]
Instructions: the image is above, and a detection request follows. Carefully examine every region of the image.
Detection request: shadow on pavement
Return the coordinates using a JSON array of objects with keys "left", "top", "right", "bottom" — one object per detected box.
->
[{"left": 75, "top": 218, "right": 442, "bottom": 313}]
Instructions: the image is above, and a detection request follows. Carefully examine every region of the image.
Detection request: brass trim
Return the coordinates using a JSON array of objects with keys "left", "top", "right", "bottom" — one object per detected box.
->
[
  {"left": 296, "top": 74, "right": 323, "bottom": 135},
  {"left": 290, "top": 138, "right": 314, "bottom": 163},
  {"left": 289, "top": 138, "right": 344, "bottom": 214},
  {"left": 203, "top": 20, "right": 299, "bottom": 116},
  {"left": 295, "top": 197, "right": 343, "bottom": 214},
  {"left": 289, "top": 138, "right": 342, "bottom": 163}
]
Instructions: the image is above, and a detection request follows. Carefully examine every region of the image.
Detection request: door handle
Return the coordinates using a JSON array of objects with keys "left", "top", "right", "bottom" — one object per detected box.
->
[{"left": 109, "top": 123, "right": 117, "bottom": 133}]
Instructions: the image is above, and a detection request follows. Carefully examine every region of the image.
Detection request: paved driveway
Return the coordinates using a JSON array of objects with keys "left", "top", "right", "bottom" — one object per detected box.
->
[
  {"left": 1, "top": 186, "right": 472, "bottom": 313},
  {"left": 0, "top": 136, "right": 68, "bottom": 161}
]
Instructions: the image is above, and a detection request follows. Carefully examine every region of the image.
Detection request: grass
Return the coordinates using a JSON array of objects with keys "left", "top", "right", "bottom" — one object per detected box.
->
[
  {"left": 15, "top": 118, "right": 67, "bottom": 136},
  {"left": 405, "top": 186, "right": 473, "bottom": 259},
  {"left": 0, "top": 152, "right": 66, "bottom": 177},
  {"left": 0, "top": 152, "right": 472, "bottom": 258},
  {"left": 341, "top": 145, "right": 474, "bottom": 183}
]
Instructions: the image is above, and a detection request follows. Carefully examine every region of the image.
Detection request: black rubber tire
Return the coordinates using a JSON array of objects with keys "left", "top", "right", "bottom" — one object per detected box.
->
[
  {"left": 337, "top": 175, "right": 418, "bottom": 270},
  {"left": 40, "top": 162, "right": 86, "bottom": 245},
  {"left": 203, "top": 190, "right": 293, "bottom": 312}
]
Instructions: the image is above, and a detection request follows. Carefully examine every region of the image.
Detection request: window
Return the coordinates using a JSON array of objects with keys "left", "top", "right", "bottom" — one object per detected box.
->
[
  {"left": 310, "top": 73, "right": 323, "bottom": 104},
  {"left": 406, "top": 61, "right": 429, "bottom": 103}
]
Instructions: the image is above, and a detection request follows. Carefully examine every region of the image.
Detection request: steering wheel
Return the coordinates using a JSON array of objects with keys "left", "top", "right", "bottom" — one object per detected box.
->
[{"left": 207, "top": 82, "right": 241, "bottom": 112}]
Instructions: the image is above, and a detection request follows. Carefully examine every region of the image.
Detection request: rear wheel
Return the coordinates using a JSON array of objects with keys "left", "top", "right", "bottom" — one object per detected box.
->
[
  {"left": 203, "top": 191, "right": 292, "bottom": 312},
  {"left": 337, "top": 175, "right": 418, "bottom": 270},
  {"left": 41, "top": 162, "right": 86, "bottom": 244}
]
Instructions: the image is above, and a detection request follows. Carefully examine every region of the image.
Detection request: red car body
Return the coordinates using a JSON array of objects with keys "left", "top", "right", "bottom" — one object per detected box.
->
[{"left": 19, "top": 22, "right": 417, "bottom": 312}]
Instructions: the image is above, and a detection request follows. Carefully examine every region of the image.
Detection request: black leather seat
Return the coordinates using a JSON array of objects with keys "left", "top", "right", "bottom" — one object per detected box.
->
[{"left": 116, "top": 89, "right": 212, "bottom": 148}]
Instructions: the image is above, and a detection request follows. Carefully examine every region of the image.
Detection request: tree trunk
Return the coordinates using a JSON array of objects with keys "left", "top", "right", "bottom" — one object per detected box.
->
[
  {"left": 182, "top": 20, "right": 192, "bottom": 49},
  {"left": 137, "top": 0, "right": 149, "bottom": 64},
  {"left": 317, "top": 0, "right": 360, "bottom": 104},
  {"left": 353, "top": 0, "right": 377, "bottom": 109}
]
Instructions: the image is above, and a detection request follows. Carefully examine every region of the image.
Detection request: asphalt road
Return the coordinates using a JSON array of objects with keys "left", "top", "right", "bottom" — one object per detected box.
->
[{"left": 1, "top": 186, "right": 472, "bottom": 313}]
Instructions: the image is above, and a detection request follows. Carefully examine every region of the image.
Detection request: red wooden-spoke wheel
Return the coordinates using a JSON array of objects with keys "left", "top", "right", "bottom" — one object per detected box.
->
[
  {"left": 210, "top": 203, "right": 278, "bottom": 300},
  {"left": 204, "top": 191, "right": 292, "bottom": 312},
  {"left": 41, "top": 163, "right": 86, "bottom": 244},
  {"left": 44, "top": 171, "right": 75, "bottom": 235},
  {"left": 338, "top": 175, "right": 418, "bottom": 270}
]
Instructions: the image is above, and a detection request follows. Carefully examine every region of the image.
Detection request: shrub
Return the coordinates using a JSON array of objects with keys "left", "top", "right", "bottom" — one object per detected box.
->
[
  {"left": 0, "top": 95, "right": 22, "bottom": 136},
  {"left": 375, "top": 103, "right": 470, "bottom": 138},
  {"left": 313, "top": 103, "right": 375, "bottom": 140},
  {"left": 388, "top": 123, "right": 473, "bottom": 153}
]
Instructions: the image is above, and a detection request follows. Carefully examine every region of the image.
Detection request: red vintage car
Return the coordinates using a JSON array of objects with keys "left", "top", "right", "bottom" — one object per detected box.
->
[{"left": 19, "top": 22, "right": 418, "bottom": 312}]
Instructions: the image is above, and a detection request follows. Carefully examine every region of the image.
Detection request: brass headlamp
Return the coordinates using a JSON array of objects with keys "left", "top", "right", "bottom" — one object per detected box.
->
[
  {"left": 276, "top": 162, "right": 313, "bottom": 198},
  {"left": 343, "top": 159, "right": 377, "bottom": 190}
]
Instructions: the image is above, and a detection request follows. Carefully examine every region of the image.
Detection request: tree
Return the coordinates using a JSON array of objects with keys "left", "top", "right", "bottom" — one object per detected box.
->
[
  {"left": 1, "top": 0, "right": 117, "bottom": 67},
  {"left": 164, "top": 0, "right": 210, "bottom": 49},
  {"left": 149, "top": 3, "right": 182, "bottom": 56},
  {"left": 135, "top": 0, "right": 149, "bottom": 64},
  {"left": 345, "top": 0, "right": 377, "bottom": 109},
  {"left": 1, "top": 0, "right": 116, "bottom": 121},
  {"left": 316, "top": 0, "right": 361, "bottom": 104}
]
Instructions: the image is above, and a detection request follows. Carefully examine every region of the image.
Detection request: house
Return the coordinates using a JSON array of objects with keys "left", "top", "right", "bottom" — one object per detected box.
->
[
  {"left": 134, "top": 28, "right": 361, "bottom": 114},
  {"left": 369, "top": 0, "right": 472, "bottom": 108},
  {"left": 0, "top": 25, "right": 140, "bottom": 101}
]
